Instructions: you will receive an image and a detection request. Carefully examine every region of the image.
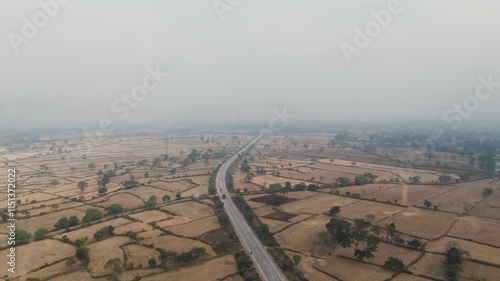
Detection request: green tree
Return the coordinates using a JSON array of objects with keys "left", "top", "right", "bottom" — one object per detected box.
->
[
  {"left": 75, "top": 246, "right": 90, "bottom": 266},
  {"left": 105, "top": 257, "right": 123, "bottom": 281},
  {"left": 54, "top": 217, "right": 69, "bottom": 230},
  {"left": 407, "top": 239, "right": 422, "bottom": 250},
  {"left": 217, "top": 213, "right": 229, "bottom": 224},
  {"left": 148, "top": 258, "right": 157, "bottom": 268},
  {"left": 329, "top": 206, "right": 341, "bottom": 216},
  {"left": 293, "top": 255, "right": 302, "bottom": 265},
  {"left": 482, "top": 187, "right": 494, "bottom": 197},
  {"left": 68, "top": 216, "right": 79, "bottom": 226},
  {"left": 409, "top": 176, "right": 421, "bottom": 183},
  {"left": 98, "top": 187, "right": 108, "bottom": 194},
  {"left": 34, "top": 227, "right": 49, "bottom": 241},
  {"left": 15, "top": 228, "right": 31, "bottom": 245},
  {"left": 423, "top": 200, "right": 432, "bottom": 209},
  {"left": 105, "top": 203, "right": 124, "bottom": 214},
  {"left": 65, "top": 257, "right": 77, "bottom": 267},
  {"left": 93, "top": 226, "right": 113, "bottom": 240},
  {"left": 384, "top": 256, "right": 405, "bottom": 271},
  {"left": 444, "top": 241, "right": 469, "bottom": 280},
  {"left": 335, "top": 177, "right": 352, "bottom": 187},
  {"left": 325, "top": 218, "right": 352, "bottom": 248},
  {"left": 438, "top": 175, "right": 452, "bottom": 184},
  {"left": 82, "top": 208, "right": 102, "bottom": 222},
  {"left": 162, "top": 194, "right": 171, "bottom": 202},
  {"left": 144, "top": 195, "right": 157, "bottom": 208}
]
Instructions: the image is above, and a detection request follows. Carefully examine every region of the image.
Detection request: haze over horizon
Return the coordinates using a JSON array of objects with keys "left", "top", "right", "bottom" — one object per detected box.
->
[{"left": 1, "top": 0, "right": 499, "bottom": 128}]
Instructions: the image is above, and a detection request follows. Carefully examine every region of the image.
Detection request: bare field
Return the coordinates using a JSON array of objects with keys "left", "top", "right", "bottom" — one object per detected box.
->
[
  {"left": 280, "top": 193, "right": 359, "bottom": 215},
  {"left": 141, "top": 235, "right": 216, "bottom": 256},
  {"left": 141, "top": 255, "right": 237, "bottom": 281},
  {"left": 470, "top": 181, "right": 500, "bottom": 219},
  {"left": 88, "top": 236, "right": 132, "bottom": 276},
  {"left": 95, "top": 192, "right": 145, "bottom": 209},
  {"left": 460, "top": 260, "right": 500, "bottom": 281},
  {"left": 337, "top": 200, "right": 406, "bottom": 222},
  {"left": 448, "top": 216, "right": 500, "bottom": 247},
  {"left": 429, "top": 186, "right": 485, "bottom": 213},
  {"left": 125, "top": 185, "right": 174, "bottom": 201},
  {"left": 285, "top": 253, "right": 334, "bottom": 281},
  {"left": 275, "top": 215, "right": 331, "bottom": 257},
  {"left": 316, "top": 256, "right": 394, "bottom": 281},
  {"left": 123, "top": 244, "right": 161, "bottom": 268},
  {"left": 427, "top": 237, "right": 500, "bottom": 266},
  {"left": 166, "top": 215, "right": 220, "bottom": 237},
  {"left": 129, "top": 209, "right": 173, "bottom": 223},
  {"left": 0, "top": 239, "right": 74, "bottom": 277},
  {"left": 21, "top": 260, "right": 73, "bottom": 281},
  {"left": 364, "top": 184, "right": 455, "bottom": 206},
  {"left": 336, "top": 183, "right": 398, "bottom": 196},
  {"left": 149, "top": 179, "right": 196, "bottom": 192},
  {"left": 377, "top": 207, "right": 457, "bottom": 240},
  {"left": 158, "top": 201, "right": 214, "bottom": 227},
  {"left": 50, "top": 270, "right": 95, "bottom": 281}
]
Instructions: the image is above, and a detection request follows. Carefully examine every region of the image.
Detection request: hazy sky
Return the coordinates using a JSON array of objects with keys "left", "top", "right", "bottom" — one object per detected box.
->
[{"left": 1, "top": 0, "right": 499, "bottom": 127}]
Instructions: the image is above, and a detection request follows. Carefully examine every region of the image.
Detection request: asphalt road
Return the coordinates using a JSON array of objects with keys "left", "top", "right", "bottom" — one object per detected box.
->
[{"left": 216, "top": 135, "right": 287, "bottom": 281}]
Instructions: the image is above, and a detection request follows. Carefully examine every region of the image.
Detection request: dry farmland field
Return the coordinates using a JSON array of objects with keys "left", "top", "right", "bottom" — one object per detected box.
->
[
  {"left": 0, "top": 131, "right": 261, "bottom": 281},
  {"left": 1, "top": 130, "right": 499, "bottom": 281}
]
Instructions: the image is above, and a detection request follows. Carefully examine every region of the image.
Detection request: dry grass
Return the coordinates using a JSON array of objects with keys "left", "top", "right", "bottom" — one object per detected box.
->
[
  {"left": 275, "top": 215, "right": 331, "bottom": 257},
  {"left": 141, "top": 235, "right": 216, "bottom": 256},
  {"left": 409, "top": 253, "right": 446, "bottom": 279},
  {"left": 316, "top": 256, "right": 394, "bottom": 281},
  {"left": 0, "top": 239, "right": 74, "bottom": 277},
  {"left": 448, "top": 216, "right": 500, "bottom": 247},
  {"left": 87, "top": 236, "right": 131, "bottom": 276},
  {"left": 125, "top": 186, "right": 174, "bottom": 202},
  {"left": 393, "top": 274, "right": 433, "bottom": 281},
  {"left": 95, "top": 192, "right": 144, "bottom": 209},
  {"left": 337, "top": 200, "right": 406, "bottom": 222},
  {"left": 280, "top": 193, "right": 359, "bottom": 215},
  {"left": 129, "top": 210, "right": 173, "bottom": 223},
  {"left": 50, "top": 270, "right": 94, "bottom": 281},
  {"left": 427, "top": 237, "right": 500, "bottom": 266},
  {"left": 158, "top": 201, "right": 214, "bottom": 227},
  {"left": 166, "top": 216, "right": 220, "bottom": 238},
  {"left": 364, "top": 184, "right": 455, "bottom": 206},
  {"left": 123, "top": 244, "right": 161, "bottom": 269},
  {"left": 140, "top": 255, "right": 237, "bottom": 281},
  {"left": 377, "top": 207, "right": 457, "bottom": 240},
  {"left": 285, "top": 252, "right": 333, "bottom": 281},
  {"left": 149, "top": 179, "right": 196, "bottom": 193}
]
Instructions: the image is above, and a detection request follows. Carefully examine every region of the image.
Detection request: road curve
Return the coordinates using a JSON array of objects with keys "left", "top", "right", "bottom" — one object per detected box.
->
[{"left": 216, "top": 134, "right": 287, "bottom": 281}]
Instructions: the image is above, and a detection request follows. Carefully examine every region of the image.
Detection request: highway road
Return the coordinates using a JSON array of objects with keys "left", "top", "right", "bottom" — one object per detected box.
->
[{"left": 216, "top": 134, "right": 287, "bottom": 281}]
